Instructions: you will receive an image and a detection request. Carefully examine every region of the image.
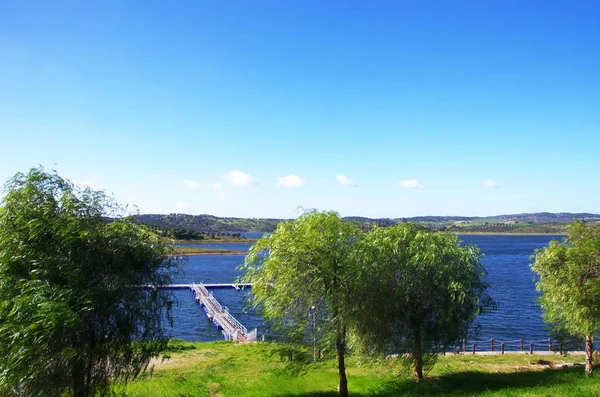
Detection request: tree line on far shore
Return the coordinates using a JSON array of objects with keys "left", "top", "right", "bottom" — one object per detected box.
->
[{"left": 141, "top": 224, "right": 244, "bottom": 240}]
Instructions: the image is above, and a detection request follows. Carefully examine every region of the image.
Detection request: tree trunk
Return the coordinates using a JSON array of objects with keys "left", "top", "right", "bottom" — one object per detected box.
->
[
  {"left": 72, "top": 359, "right": 86, "bottom": 397},
  {"left": 336, "top": 329, "right": 349, "bottom": 397},
  {"left": 585, "top": 334, "right": 593, "bottom": 377},
  {"left": 413, "top": 327, "right": 424, "bottom": 382}
]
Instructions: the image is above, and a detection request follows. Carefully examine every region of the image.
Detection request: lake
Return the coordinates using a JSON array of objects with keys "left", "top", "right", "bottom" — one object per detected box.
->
[{"left": 167, "top": 235, "right": 565, "bottom": 350}]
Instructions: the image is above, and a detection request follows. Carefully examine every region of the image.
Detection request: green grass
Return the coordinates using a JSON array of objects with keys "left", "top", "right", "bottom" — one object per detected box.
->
[
  {"left": 119, "top": 341, "right": 600, "bottom": 396},
  {"left": 175, "top": 247, "right": 246, "bottom": 255}
]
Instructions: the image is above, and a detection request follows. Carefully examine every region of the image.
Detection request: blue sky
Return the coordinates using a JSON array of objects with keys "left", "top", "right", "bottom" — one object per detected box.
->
[{"left": 1, "top": 1, "right": 599, "bottom": 218}]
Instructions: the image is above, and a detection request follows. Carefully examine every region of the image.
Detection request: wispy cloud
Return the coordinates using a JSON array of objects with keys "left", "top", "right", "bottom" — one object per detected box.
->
[
  {"left": 184, "top": 171, "right": 256, "bottom": 192},
  {"left": 484, "top": 179, "right": 499, "bottom": 188},
  {"left": 224, "top": 170, "right": 258, "bottom": 186},
  {"left": 183, "top": 179, "right": 202, "bottom": 188},
  {"left": 277, "top": 174, "right": 307, "bottom": 188},
  {"left": 75, "top": 174, "right": 105, "bottom": 190},
  {"left": 335, "top": 174, "right": 357, "bottom": 187},
  {"left": 399, "top": 179, "right": 424, "bottom": 189}
]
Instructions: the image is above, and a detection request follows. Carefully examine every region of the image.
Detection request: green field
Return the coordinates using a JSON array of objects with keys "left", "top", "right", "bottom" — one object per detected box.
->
[
  {"left": 120, "top": 341, "right": 600, "bottom": 396},
  {"left": 174, "top": 247, "right": 246, "bottom": 255}
]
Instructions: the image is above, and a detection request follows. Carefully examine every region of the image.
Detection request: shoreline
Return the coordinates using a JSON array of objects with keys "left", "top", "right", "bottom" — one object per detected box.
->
[
  {"left": 170, "top": 238, "right": 258, "bottom": 245},
  {"left": 456, "top": 232, "right": 567, "bottom": 236},
  {"left": 169, "top": 248, "right": 248, "bottom": 256},
  {"left": 171, "top": 233, "right": 568, "bottom": 246},
  {"left": 175, "top": 251, "right": 247, "bottom": 256}
]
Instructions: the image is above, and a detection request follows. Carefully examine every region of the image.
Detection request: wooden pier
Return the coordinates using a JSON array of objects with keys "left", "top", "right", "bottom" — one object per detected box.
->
[
  {"left": 145, "top": 283, "right": 252, "bottom": 290},
  {"left": 190, "top": 283, "right": 257, "bottom": 342},
  {"left": 142, "top": 283, "right": 252, "bottom": 290},
  {"left": 140, "top": 283, "right": 256, "bottom": 342}
]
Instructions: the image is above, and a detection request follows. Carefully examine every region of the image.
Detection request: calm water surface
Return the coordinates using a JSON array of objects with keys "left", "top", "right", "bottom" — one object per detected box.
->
[
  {"left": 166, "top": 254, "right": 262, "bottom": 341},
  {"left": 460, "top": 235, "right": 562, "bottom": 348},
  {"left": 168, "top": 234, "right": 564, "bottom": 348}
]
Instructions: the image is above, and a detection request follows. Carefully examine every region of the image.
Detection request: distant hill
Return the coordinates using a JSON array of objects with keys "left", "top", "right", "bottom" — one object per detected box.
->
[
  {"left": 398, "top": 213, "right": 600, "bottom": 224},
  {"left": 133, "top": 212, "right": 600, "bottom": 235},
  {"left": 134, "top": 213, "right": 283, "bottom": 233}
]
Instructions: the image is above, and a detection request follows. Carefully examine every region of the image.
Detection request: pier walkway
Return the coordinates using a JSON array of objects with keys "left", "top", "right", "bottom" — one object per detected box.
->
[
  {"left": 190, "top": 283, "right": 257, "bottom": 342},
  {"left": 155, "top": 283, "right": 252, "bottom": 290},
  {"left": 142, "top": 283, "right": 256, "bottom": 342}
]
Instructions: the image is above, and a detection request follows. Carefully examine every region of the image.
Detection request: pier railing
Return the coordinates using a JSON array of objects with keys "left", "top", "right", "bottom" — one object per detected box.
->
[
  {"left": 196, "top": 286, "right": 222, "bottom": 314},
  {"left": 247, "top": 328, "right": 258, "bottom": 342},
  {"left": 223, "top": 307, "right": 248, "bottom": 337},
  {"left": 191, "top": 283, "right": 257, "bottom": 342}
]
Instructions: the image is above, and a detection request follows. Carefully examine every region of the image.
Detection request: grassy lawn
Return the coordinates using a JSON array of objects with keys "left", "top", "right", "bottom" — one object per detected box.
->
[{"left": 120, "top": 340, "right": 600, "bottom": 396}]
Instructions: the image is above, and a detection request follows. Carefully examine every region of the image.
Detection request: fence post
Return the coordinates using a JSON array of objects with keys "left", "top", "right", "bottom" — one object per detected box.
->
[
  {"left": 549, "top": 338, "right": 552, "bottom": 352},
  {"left": 530, "top": 342, "right": 533, "bottom": 354},
  {"left": 501, "top": 343, "right": 505, "bottom": 355},
  {"left": 472, "top": 343, "right": 476, "bottom": 354},
  {"left": 491, "top": 338, "right": 495, "bottom": 352},
  {"left": 520, "top": 338, "right": 524, "bottom": 352},
  {"left": 463, "top": 339, "right": 467, "bottom": 353}
]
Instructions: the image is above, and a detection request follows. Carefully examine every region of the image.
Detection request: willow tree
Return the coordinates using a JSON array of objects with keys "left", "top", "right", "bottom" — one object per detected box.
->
[
  {"left": 352, "top": 224, "right": 493, "bottom": 382},
  {"left": 531, "top": 220, "right": 600, "bottom": 377},
  {"left": 240, "top": 210, "right": 361, "bottom": 397},
  {"left": 0, "top": 168, "right": 180, "bottom": 396}
]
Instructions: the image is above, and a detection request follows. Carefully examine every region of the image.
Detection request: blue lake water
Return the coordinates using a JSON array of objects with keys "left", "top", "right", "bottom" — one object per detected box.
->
[
  {"left": 460, "top": 235, "right": 563, "bottom": 349},
  {"left": 167, "top": 234, "right": 565, "bottom": 349}
]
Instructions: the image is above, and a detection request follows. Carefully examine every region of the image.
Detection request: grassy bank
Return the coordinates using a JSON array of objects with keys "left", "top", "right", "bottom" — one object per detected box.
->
[
  {"left": 455, "top": 232, "right": 567, "bottom": 236},
  {"left": 121, "top": 341, "right": 599, "bottom": 396},
  {"left": 174, "top": 247, "right": 247, "bottom": 255},
  {"left": 173, "top": 237, "right": 257, "bottom": 244}
]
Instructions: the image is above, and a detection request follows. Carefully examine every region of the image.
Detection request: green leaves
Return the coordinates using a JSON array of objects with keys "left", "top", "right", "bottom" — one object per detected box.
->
[
  {"left": 240, "top": 210, "right": 361, "bottom": 396},
  {"left": 531, "top": 219, "right": 600, "bottom": 376},
  {"left": 0, "top": 167, "right": 181, "bottom": 396},
  {"left": 352, "top": 225, "right": 492, "bottom": 360},
  {"left": 532, "top": 220, "right": 600, "bottom": 338},
  {"left": 240, "top": 213, "right": 493, "bottom": 384}
]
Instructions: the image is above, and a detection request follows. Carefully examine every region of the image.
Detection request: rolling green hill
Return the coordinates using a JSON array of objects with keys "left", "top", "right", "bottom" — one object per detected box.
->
[{"left": 133, "top": 212, "right": 600, "bottom": 235}]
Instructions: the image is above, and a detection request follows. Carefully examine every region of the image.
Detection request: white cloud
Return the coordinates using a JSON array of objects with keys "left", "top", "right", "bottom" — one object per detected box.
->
[
  {"left": 212, "top": 182, "right": 224, "bottom": 191},
  {"left": 484, "top": 179, "right": 499, "bottom": 188},
  {"left": 183, "top": 179, "right": 202, "bottom": 189},
  {"left": 335, "top": 174, "right": 357, "bottom": 187},
  {"left": 224, "top": 170, "right": 258, "bottom": 186},
  {"left": 277, "top": 174, "right": 307, "bottom": 188},
  {"left": 76, "top": 180, "right": 105, "bottom": 190},
  {"left": 399, "top": 179, "right": 424, "bottom": 189},
  {"left": 75, "top": 174, "right": 105, "bottom": 190}
]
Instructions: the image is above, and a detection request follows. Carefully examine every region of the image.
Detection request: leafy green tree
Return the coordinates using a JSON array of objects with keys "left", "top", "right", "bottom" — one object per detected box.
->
[
  {"left": 531, "top": 220, "right": 600, "bottom": 376},
  {"left": 352, "top": 224, "right": 493, "bottom": 382},
  {"left": 0, "top": 168, "right": 180, "bottom": 396},
  {"left": 240, "top": 210, "right": 361, "bottom": 397}
]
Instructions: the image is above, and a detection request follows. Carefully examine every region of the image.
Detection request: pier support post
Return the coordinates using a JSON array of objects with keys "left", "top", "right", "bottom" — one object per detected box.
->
[{"left": 530, "top": 342, "right": 533, "bottom": 354}]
